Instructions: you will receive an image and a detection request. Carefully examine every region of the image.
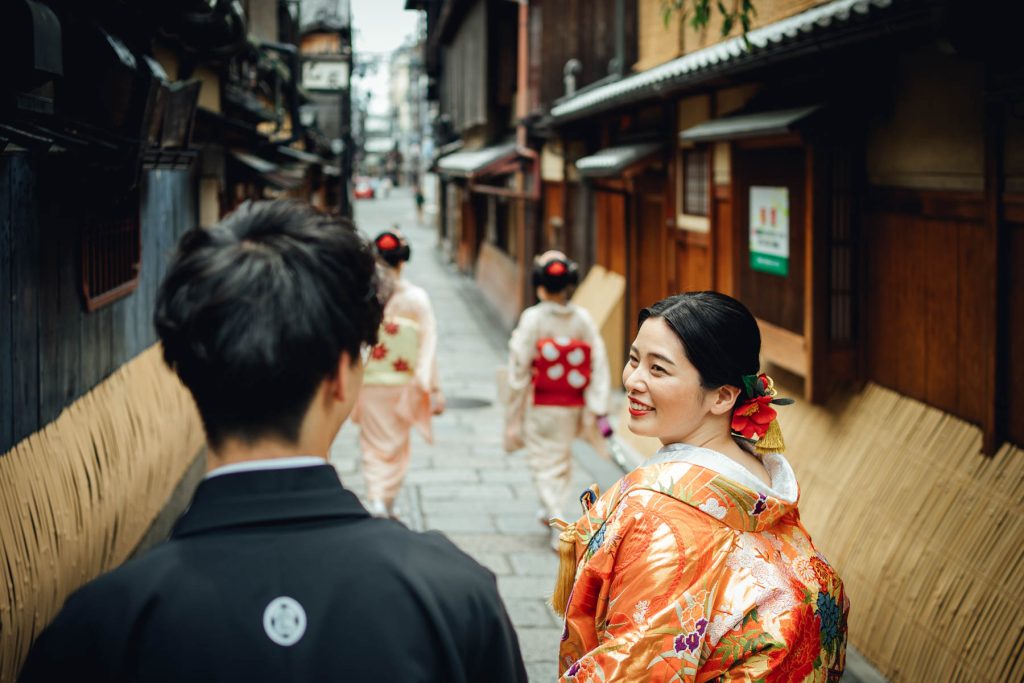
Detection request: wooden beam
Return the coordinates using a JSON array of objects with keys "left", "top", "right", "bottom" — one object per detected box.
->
[{"left": 758, "top": 317, "right": 807, "bottom": 377}]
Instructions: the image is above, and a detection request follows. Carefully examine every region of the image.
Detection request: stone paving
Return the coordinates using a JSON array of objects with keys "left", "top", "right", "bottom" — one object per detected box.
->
[{"left": 331, "top": 189, "right": 623, "bottom": 682}]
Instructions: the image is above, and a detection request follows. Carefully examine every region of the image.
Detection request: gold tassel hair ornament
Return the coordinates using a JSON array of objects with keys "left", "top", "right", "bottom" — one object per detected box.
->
[
  {"left": 732, "top": 373, "right": 793, "bottom": 456},
  {"left": 549, "top": 518, "right": 577, "bottom": 617},
  {"left": 549, "top": 484, "right": 601, "bottom": 616}
]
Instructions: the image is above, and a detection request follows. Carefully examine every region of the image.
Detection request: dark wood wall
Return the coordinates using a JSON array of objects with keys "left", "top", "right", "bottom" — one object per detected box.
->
[
  {"left": 0, "top": 155, "right": 196, "bottom": 454},
  {"left": 442, "top": 0, "right": 488, "bottom": 132},
  {"left": 863, "top": 189, "right": 996, "bottom": 429},
  {"left": 536, "top": 0, "right": 638, "bottom": 107}
]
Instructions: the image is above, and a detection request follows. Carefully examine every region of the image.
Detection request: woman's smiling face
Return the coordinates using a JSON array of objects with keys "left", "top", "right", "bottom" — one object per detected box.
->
[{"left": 623, "top": 317, "right": 717, "bottom": 445}]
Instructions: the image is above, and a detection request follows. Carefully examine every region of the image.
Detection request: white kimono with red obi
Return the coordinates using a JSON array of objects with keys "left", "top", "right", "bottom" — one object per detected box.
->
[
  {"left": 353, "top": 278, "right": 438, "bottom": 508},
  {"left": 505, "top": 301, "right": 611, "bottom": 519}
]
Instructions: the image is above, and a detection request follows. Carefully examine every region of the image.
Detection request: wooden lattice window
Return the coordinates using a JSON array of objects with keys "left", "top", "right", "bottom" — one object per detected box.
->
[
  {"left": 682, "top": 147, "right": 709, "bottom": 217},
  {"left": 81, "top": 192, "right": 141, "bottom": 311}
]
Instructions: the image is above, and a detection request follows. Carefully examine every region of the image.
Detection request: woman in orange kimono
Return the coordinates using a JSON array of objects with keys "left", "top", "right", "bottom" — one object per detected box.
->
[
  {"left": 551, "top": 291, "right": 848, "bottom": 682},
  {"left": 354, "top": 229, "right": 444, "bottom": 518}
]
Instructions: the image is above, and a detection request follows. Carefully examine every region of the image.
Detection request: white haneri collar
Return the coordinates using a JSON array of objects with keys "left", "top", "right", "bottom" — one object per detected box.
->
[
  {"left": 645, "top": 442, "right": 798, "bottom": 503},
  {"left": 205, "top": 455, "right": 327, "bottom": 480}
]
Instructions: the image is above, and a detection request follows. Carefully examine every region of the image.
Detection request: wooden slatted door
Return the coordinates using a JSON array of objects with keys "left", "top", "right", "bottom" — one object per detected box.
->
[
  {"left": 733, "top": 145, "right": 808, "bottom": 377},
  {"left": 595, "top": 189, "right": 627, "bottom": 276},
  {"left": 631, "top": 172, "right": 669, "bottom": 341}
]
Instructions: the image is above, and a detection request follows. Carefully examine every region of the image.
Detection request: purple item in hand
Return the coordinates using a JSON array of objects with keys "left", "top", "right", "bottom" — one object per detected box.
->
[{"left": 596, "top": 415, "right": 613, "bottom": 439}]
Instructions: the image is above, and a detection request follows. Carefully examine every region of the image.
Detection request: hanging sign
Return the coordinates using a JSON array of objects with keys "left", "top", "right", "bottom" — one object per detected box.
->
[
  {"left": 749, "top": 186, "right": 789, "bottom": 276},
  {"left": 302, "top": 60, "right": 349, "bottom": 91}
]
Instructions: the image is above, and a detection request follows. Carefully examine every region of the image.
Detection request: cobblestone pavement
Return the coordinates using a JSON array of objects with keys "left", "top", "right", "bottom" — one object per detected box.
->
[{"left": 330, "top": 188, "right": 623, "bottom": 682}]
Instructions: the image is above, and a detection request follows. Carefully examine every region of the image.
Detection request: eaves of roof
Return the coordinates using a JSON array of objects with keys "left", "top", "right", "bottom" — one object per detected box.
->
[{"left": 549, "top": 0, "right": 932, "bottom": 124}]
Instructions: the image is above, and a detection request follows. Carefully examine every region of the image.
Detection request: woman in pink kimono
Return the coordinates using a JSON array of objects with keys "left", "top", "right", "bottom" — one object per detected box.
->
[
  {"left": 504, "top": 251, "right": 611, "bottom": 549},
  {"left": 354, "top": 229, "right": 444, "bottom": 517},
  {"left": 551, "top": 291, "right": 848, "bottom": 682}
]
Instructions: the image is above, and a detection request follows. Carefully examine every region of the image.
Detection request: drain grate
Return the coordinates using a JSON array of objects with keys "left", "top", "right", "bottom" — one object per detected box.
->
[{"left": 444, "top": 396, "right": 493, "bottom": 410}]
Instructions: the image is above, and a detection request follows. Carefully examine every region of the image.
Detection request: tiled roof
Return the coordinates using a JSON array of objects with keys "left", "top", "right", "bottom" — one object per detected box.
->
[
  {"left": 550, "top": 0, "right": 898, "bottom": 122},
  {"left": 575, "top": 142, "right": 663, "bottom": 177}
]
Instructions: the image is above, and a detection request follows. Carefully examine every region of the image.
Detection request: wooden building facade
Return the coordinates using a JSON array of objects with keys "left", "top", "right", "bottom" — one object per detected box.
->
[
  {"left": 414, "top": 0, "right": 1024, "bottom": 678},
  {"left": 0, "top": 2, "right": 348, "bottom": 679},
  {"left": 561, "top": 0, "right": 1024, "bottom": 679}
]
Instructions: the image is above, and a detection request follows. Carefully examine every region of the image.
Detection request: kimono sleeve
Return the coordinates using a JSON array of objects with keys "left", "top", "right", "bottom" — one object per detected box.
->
[
  {"left": 18, "top": 583, "right": 121, "bottom": 682},
  {"left": 506, "top": 307, "right": 539, "bottom": 394},
  {"left": 409, "top": 285, "right": 439, "bottom": 393},
  {"left": 470, "top": 587, "right": 529, "bottom": 683},
  {"left": 560, "top": 498, "right": 700, "bottom": 683}
]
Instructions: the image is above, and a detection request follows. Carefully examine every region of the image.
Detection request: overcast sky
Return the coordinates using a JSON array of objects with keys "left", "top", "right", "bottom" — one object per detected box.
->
[
  {"left": 351, "top": 0, "right": 419, "bottom": 54},
  {"left": 351, "top": 0, "right": 420, "bottom": 115}
]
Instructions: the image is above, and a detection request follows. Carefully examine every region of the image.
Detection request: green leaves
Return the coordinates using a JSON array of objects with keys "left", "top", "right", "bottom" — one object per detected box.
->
[
  {"left": 717, "top": 628, "right": 782, "bottom": 666},
  {"left": 661, "top": 0, "right": 758, "bottom": 38}
]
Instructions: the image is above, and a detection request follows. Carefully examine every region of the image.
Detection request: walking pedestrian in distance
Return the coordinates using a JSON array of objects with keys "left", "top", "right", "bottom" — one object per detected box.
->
[
  {"left": 19, "top": 201, "right": 525, "bottom": 683},
  {"left": 353, "top": 228, "right": 444, "bottom": 518},
  {"left": 503, "top": 250, "right": 611, "bottom": 551},
  {"left": 551, "top": 291, "right": 848, "bottom": 682},
  {"left": 414, "top": 183, "right": 425, "bottom": 223}
]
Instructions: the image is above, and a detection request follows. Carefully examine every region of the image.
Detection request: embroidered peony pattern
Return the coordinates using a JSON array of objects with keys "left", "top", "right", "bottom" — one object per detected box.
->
[{"left": 558, "top": 459, "right": 848, "bottom": 683}]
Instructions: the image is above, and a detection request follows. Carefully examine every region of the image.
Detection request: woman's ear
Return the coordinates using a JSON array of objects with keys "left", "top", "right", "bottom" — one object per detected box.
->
[{"left": 709, "top": 384, "right": 742, "bottom": 416}]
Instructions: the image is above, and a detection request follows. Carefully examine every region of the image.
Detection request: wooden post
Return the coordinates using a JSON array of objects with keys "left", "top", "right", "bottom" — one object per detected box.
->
[
  {"left": 982, "top": 90, "right": 1007, "bottom": 455},
  {"left": 804, "top": 143, "right": 828, "bottom": 403}
]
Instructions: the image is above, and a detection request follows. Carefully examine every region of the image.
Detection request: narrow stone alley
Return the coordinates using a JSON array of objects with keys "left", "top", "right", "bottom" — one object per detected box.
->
[{"left": 330, "top": 187, "right": 624, "bottom": 681}]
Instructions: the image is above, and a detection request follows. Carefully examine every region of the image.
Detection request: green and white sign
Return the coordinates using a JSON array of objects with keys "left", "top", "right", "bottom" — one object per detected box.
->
[{"left": 749, "top": 186, "right": 789, "bottom": 276}]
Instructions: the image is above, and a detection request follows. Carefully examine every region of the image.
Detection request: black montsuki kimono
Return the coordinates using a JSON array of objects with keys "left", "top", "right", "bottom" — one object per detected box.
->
[{"left": 19, "top": 464, "right": 527, "bottom": 682}]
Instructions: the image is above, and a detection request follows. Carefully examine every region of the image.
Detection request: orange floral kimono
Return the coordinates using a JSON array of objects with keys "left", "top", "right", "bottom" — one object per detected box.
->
[{"left": 558, "top": 443, "right": 848, "bottom": 682}]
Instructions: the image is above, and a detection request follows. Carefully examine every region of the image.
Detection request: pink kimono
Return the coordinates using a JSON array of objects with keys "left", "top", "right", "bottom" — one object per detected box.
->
[
  {"left": 505, "top": 301, "right": 611, "bottom": 521},
  {"left": 353, "top": 277, "right": 439, "bottom": 510}
]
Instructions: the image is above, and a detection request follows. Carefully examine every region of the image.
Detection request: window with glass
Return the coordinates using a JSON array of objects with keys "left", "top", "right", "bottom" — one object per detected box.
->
[{"left": 682, "top": 147, "right": 709, "bottom": 217}]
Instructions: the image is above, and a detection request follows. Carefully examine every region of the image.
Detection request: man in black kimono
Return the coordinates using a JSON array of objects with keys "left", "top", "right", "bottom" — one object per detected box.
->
[{"left": 19, "top": 201, "right": 527, "bottom": 683}]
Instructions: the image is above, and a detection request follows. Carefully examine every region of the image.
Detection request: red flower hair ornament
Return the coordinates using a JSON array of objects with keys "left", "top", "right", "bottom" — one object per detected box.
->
[
  {"left": 730, "top": 373, "right": 793, "bottom": 455},
  {"left": 376, "top": 234, "right": 399, "bottom": 251},
  {"left": 546, "top": 260, "right": 567, "bottom": 276}
]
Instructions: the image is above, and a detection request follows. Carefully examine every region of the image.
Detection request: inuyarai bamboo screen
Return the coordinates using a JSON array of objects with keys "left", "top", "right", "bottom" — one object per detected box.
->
[
  {"left": 0, "top": 345, "right": 202, "bottom": 682},
  {"left": 781, "top": 381, "right": 1024, "bottom": 682}
]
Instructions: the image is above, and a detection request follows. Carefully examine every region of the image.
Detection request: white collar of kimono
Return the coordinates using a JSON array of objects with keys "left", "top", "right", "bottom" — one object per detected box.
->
[
  {"left": 205, "top": 455, "right": 326, "bottom": 480},
  {"left": 645, "top": 442, "right": 798, "bottom": 503},
  {"left": 538, "top": 300, "right": 572, "bottom": 313}
]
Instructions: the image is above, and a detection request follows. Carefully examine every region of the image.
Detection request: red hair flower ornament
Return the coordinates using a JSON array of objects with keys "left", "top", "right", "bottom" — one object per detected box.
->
[
  {"left": 377, "top": 234, "right": 399, "bottom": 251},
  {"left": 731, "top": 373, "right": 793, "bottom": 455}
]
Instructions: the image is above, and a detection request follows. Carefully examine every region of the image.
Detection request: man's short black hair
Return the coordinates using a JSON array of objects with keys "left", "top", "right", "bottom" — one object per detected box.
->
[{"left": 154, "top": 200, "right": 383, "bottom": 449}]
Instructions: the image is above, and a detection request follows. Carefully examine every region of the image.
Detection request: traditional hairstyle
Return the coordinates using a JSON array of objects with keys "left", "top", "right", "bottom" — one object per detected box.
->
[
  {"left": 638, "top": 291, "right": 760, "bottom": 391},
  {"left": 531, "top": 251, "right": 579, "bottom": 294},
  {"left": 373, "top": 229, "right": 411, "bottom": 267},
  {"left": 154, "top": 200, "right": 383, "bottom": 449},
  {"left": 639, "top": 291, "right": 789, "bottom": 454}
]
